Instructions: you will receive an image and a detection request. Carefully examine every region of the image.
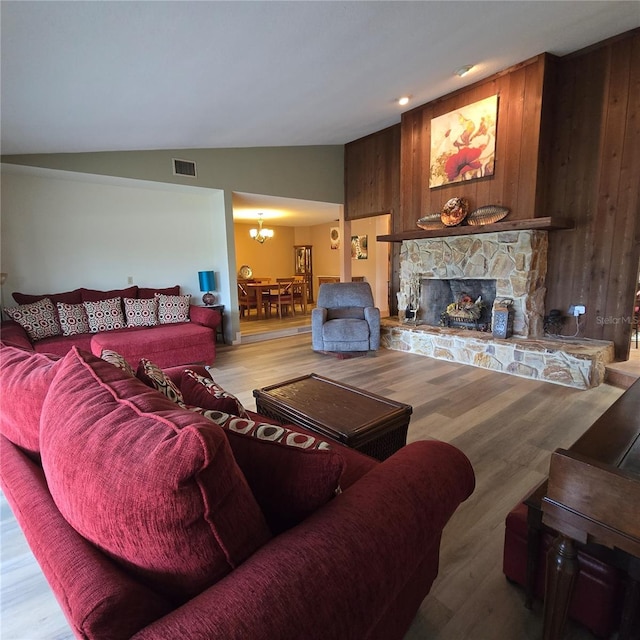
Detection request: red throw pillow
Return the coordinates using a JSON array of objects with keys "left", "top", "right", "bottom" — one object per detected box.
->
[
  {"left": 138, "top": 285, "right": 180, "bottom": 299},
  {"left": 0, "top": 342, "right": 62, "bottom": 457},
  {"left": 13, "top": 288, "right": 82, "bottom": 306},
  {"left": 192, "top": 408, "right": 345, "bottom": 533},
  {"left": 181, "top": 369, "right": 248, "bottom": 417},
  {"left": 80, "top": 286, "right": 138, "bottom": 302},
  {"left": 39, "top": 348, "right": 271, "bottom": 602}
]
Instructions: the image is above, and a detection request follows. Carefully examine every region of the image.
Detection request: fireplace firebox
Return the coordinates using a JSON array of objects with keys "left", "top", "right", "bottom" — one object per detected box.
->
[{"left": 419, "top": 278, "right": 496, "bottom": 330}]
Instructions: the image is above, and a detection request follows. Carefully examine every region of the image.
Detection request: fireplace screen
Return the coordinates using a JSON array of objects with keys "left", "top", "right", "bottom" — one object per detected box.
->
[{"left": 419, "top": 279, "right": 496, "bottom": 330}]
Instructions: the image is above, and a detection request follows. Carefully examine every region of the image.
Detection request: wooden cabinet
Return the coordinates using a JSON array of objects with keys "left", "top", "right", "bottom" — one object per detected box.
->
[{"left": 294, "top": 245, "right": 313, "bottom": 302}]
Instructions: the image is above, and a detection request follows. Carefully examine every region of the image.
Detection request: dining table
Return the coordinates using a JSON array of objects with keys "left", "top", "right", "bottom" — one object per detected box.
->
[{"left": 245, "top": 280, "right": 307, "bottom": 319}]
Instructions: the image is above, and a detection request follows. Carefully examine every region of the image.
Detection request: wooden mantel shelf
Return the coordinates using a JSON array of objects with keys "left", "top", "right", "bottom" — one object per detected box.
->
[{"left": 376, "top": 217, "right": 574, "bottom": 242}]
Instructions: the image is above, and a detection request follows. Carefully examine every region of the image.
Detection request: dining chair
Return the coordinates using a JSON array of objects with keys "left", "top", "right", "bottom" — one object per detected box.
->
[
  {"left": 292, "top": 280, "right": 306, "bottom": 314},
  {"left": 271, "top": 279, "right": 295, "bottom": 318},
  {"left": 238, "top": 281, "right": 269, "bottom": 318},
  {"left": 237, "top": 281, "right": 257, "bottom": 317}
]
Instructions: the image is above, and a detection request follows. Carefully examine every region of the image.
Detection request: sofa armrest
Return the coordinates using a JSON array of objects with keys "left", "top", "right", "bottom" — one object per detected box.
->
[
  {"left": 311, "top": 307, "right": 327, "bottom": 350},
  {"left": 364, "top": 306, "right": 381, "bottom": 349},
  {"left": 189, "top": 305, "right": 221, "bottom": 330},
  {"left": 133, "top": 440, "right": 475, "bottom": 640},
  {"left": 0, "top": 320, "right": 34, "bottom": 350},
  {"left": 1, "top": 436, "right": 172, "bottom": 639}
]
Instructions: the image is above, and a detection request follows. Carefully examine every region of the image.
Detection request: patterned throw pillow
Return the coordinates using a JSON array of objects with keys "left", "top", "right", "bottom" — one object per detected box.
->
[
  {"left": 5, "top": 298, "right": 61, "bottom": 341},
  {"left": 197, "top": 411, "right": 331, "bottom": 450},
  {"left": 156, "top": 293, "right": 190, "bottom": 324},
  {"left": 136, "top": 358, "right": 185, "bottom": 405},
  {"left": 190, "top": 408, "right": 343, "bottom": 533},
  {"left": 83, "top": 297, "right": 126, "bottom": 333},
  {"left": 181, "top": 369, "right": 249, "bottom": 418},
  {"left": 57, "top": 302, "right": 90, "bottom": 336},
  {"left": 124, "top": 297, "right": 158, "bottom": 327},
  {"left": 100, "top": 349, "right": 136, "bottom": 377}
]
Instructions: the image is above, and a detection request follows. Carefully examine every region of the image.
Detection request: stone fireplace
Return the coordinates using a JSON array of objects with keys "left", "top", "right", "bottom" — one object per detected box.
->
[
  {"left": 397, "top": 230, "right": 548, "bottom": 337},
  {"left": 382, "top": 229, "right": 614, "bottom": 389}
]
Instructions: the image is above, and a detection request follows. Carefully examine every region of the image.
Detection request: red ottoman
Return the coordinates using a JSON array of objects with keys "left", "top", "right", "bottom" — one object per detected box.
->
[{"left": 503, "top": 499, "right": 625, "bottom": 638}]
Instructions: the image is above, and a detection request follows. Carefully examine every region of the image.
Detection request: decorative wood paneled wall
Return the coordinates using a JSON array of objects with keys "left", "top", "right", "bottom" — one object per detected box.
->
[
  {"left": 344, "top": 124, "right": 400, "bottom": 220},
  {"left": 544, "top": 30, "right": 640, "bottom": 359},
  {"left": 399, "top": 54, "right": 555, "bottom": 233},
  {"left": 344, "top": 29, "right": 640, "bottom": 357}
]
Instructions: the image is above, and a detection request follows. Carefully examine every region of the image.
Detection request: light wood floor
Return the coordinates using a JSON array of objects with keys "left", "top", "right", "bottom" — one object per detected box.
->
[{"left": 1, "top": 334, "right": 625, "bottom": 639}]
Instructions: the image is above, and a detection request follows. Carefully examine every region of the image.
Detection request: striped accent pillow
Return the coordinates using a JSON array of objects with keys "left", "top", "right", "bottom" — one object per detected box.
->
[{"left": 136, "top": 358, "right": 184, "bottom": 405}]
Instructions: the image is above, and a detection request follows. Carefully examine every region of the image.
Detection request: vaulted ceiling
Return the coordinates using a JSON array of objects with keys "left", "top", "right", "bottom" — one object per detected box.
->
[{"left": 2, "top": 1, "right": 638, "bottom": 156}]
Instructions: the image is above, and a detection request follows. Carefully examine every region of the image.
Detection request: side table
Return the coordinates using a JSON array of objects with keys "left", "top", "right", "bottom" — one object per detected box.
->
[
  {"left": 204, "top": 304, "right": 225, "bottom": 344},
  {"left": 517, "top": 480, "right": 637, "bottom": 639}
]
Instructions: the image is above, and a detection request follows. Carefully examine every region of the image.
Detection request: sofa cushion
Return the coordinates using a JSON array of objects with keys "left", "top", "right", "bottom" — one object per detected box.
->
[
  {"left": 0, "top": 320, "right": 34, "bottom": 349},
  {"left": 4, "top": 298, "right": 61, "bottom": 341},
  {"left": 83, "top": 297, "right": 126, "bottom": 333},
  {"left": 194, "top": 409, "right": 345, "bottom": 533},
  {"left": 39, "top": 348, "right": 272, "bottom": 603},
  {"left": 124, "top": 297, "right": 158, "bottom": 327},
  {"left": 32, "top": 332, "right": 93, "bottom": 357},
  {"left": 81, "top": 286, "right": 138, "bottom": 303},
  {"left": 0, "top": 342, "right": 61, "bottom": 456},
  {"left": 13, "top": 288, "right": 82, "bottom": 307},
  {"left": 137, "top": 358, "right": 185, "bottom": 404},
  {"left": 327, "top": 306, "right": 366, "bottom": 320},
  {"left": 157, "top": 293, "right": 190, "bottom": 324},
  {"left": 57, "top": 302, "right": 90, "bottom": 336},
  {"left": 89, "top": 322, "right": 216, "bottom": 369},
  {"left": 181, "top": 369, "right": 248, "bottom": 417},
  {"left": 138, "top": 285, "right": 180, "bottom": 299}
]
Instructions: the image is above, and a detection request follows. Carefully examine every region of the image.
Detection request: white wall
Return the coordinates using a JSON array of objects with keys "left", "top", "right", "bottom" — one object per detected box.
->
[{"left": 1, "top": 164, "right": 234, "bottom": 337}]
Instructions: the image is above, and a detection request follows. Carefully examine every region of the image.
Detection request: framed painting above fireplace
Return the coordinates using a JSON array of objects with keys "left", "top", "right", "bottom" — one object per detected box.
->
[{"left": 429, "top": 94, "right": 498, "bottom": 188}]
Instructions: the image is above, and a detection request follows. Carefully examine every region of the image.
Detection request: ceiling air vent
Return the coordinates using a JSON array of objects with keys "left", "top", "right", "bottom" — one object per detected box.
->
[{"left": 172, "top": 158, "right": 197, "bottom": 178}]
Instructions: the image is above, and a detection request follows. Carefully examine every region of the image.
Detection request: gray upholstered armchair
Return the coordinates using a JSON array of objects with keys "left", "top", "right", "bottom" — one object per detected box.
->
[{"left": 312, "top": 282, "right": 381, "bottom": 353}]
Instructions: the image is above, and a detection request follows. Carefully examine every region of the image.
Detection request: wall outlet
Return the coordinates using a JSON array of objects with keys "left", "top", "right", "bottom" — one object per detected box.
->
[
  {"left": 568, "top": 304, "right": 586, "bottom": 316},
  {"left": 127, "top": 276, "right": 134, "bottom": 284}
]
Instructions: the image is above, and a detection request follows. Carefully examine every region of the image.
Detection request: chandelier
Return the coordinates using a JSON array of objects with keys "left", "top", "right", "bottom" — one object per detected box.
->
[{"left": 249, "top": 213, "right": 274, "bottom": 244}]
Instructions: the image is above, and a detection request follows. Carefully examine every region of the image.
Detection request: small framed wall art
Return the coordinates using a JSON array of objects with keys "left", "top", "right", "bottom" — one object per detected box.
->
[
  {"left": 330, "top": 227, "right": 340, "bottom": 250},
  {"left": 351, "top": 235, "right": 368, "bottom": 260}
]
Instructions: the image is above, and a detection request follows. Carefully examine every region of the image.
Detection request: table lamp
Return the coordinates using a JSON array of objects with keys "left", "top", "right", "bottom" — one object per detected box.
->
[{"left": 198, "top": 270, "right": 216, "bottom": 305}]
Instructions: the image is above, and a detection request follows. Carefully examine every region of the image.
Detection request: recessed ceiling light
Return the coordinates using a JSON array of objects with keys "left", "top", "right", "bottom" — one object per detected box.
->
[
  {"left": 454, "top": 65, "right": 474, "bottom": 77},
  {"left": 398, "top": 96, "right": 410, "bottom": 106}
]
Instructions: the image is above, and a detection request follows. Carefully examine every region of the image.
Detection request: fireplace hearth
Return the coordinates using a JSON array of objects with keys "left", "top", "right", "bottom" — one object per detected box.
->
[{"left": 388, "top": 230, "right": 614, "bottom": 387}]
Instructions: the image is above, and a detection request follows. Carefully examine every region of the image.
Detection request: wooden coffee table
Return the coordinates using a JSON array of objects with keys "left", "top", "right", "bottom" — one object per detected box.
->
[{"left": 253, "top": 373, "right": 412, "bottom": 460}]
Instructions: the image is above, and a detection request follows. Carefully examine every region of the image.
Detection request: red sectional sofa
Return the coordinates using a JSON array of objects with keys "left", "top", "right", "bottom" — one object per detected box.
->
[
  {"left": 0, "top": 342, "right": 476, "bottom": 640},
  {"left": 1, "top": 285, "right": 221, "bottom": 367}
]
